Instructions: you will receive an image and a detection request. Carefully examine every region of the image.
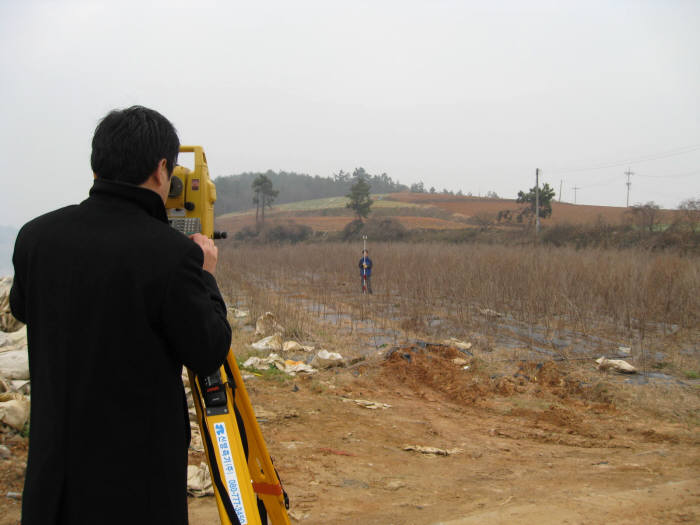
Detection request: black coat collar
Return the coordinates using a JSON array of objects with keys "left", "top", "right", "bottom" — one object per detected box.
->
[{"left": 89, "top": 179, "right": 168, "bottom": 223}]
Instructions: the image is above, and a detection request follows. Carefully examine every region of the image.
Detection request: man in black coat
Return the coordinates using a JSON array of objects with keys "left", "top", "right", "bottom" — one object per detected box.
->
[{"left": 10, "top": 106, "right": 231, "bottom": 524}]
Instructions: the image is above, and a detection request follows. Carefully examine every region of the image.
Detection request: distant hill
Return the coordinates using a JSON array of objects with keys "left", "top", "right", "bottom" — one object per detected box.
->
[
  {"left": 0, "top": 225, "right": 18, "bottom": 276},
  {"left": 215, "top": 191, "right": 696, "bottom": 250},
  {"left": 216, "top": 191, "right": 681, "bottom": 235},
  {"left": 213, "top": 169, "right": 407, "bottom": 215}
]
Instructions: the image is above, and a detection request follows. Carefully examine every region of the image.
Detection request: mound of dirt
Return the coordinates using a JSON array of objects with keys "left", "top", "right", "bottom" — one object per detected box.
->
[
  {"left": 381, "top": 343, "right": 490, "bottom": 404},
  {"left": 381, "top": 344, "right": 614, "bottom": 408}
]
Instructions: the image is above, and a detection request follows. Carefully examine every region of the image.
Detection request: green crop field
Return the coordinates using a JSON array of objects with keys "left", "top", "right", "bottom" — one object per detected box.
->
[
  {"left": 218, "top": 194, "right": 422, "bottom": 217},
  {"left": 275, "top": 194, "right": 422, "bottom": 212}
]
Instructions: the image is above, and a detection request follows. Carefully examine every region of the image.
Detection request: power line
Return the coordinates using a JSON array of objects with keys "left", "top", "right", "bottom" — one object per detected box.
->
[
  {"left": 635, "top": 169, "right": 700, "bottom": 179},
  {"left": 547, "top": 143, "right": 700, "bottom": 176},
  {"left": 565, "top": 168, "right": 699, "bottom": 192},
  {"left": 575, "top": 178, "right": 623, "bottom": 190}
]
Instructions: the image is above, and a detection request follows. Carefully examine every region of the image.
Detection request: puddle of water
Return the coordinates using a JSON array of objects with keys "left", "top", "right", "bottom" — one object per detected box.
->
[
  {"left": 623, "top": 372, "right": 678, "bottom": 385},
  {"left": 646, "top": 372, "right": 674, "bottom": 380},
  {"left": 613, "top": 371, "right": 700, "bottom": 387},
  {"left": 550, "top": 338, "right": 571, "bottom": 350}
]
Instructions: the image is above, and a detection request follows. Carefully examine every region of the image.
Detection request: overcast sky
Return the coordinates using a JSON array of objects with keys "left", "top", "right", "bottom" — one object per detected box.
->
[{"left": 1, "top": 0, "right": 698, "bottom": 228}]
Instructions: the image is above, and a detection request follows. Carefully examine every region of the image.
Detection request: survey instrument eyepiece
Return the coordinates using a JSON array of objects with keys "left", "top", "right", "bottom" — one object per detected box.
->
[
  {"left": 168, "top": 176, "right": 184, "bottom": 199},
  {"left": 165, "top": 146, "right": 227, "bottom": 240}
]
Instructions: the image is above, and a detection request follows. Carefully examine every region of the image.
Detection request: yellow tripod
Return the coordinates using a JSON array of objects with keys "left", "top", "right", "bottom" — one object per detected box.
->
[
  {"left": 166, "top": 145, "right": 289, "bottom": 523},
  {"left": 188, "top": 351, "right": 291, "bottom": 525}
]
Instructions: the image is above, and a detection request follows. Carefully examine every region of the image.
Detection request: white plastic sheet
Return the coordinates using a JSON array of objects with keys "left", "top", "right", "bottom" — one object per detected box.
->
[
  {"left": 0, "top": 392, "right": 30, "bottom": 430},
  {"left": 596, "top": 357, "right": 637, "bottom": 374},
  {"left": 310, "top": 349, "right": 343, "bottom": 369}
]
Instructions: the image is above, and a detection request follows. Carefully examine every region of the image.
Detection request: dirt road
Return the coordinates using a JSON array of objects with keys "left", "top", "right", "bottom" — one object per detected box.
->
[
  {"left": 2, "top": 340, "right": 699, "bottom": 525},
  {"left": 186, "top": 346, "right": 699, "bottom": 525}
]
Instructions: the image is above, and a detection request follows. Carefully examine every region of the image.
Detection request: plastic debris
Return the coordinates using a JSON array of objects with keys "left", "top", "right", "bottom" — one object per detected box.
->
[
  {"left": 354, "top": 399, "right": 391, "bottom": 410},
  {"left": 242, "top": 354, "right": 316, "bottom": 376},
  {"left": 189, "top": 426, "right": 204, "bottom": 453},
  {"left": 596, "top": 357, "right": 637, "bottom": 374},
  {"left": 10, "top": 380, "right": 30, "bottom": 395},
  {"left": 403, "top": 445, "right": 462, "bottom": 456},
  {"left": 280, "top": 359, "right": 316, "bottom": 375},
  {"left": 251, "top": 334, "right": 283, "bottom": 352},
  {"left": 310, "top": 349, "right": 344, "bottom": 369},
  {"left": 243, "top": 353, "right": 284, "bottom": 370},
  {"left": 187, "top": 462, "right": 214, "bottom": 497},
  {"left": 0, "top": 326, "right": 27, "bottom": 350},
  {"left": 0, "top": 277, "right": 24, "bottom": 333},
  {"left": 0, "top": 392, "right": 30, "bottom": 431},
  {"left": 282, "top": 341, "right": 314, "bottom": 353},
  {"left": 0, "top": 349, "right": 29, "bottom": 381},
  {"left": 444, "top": 338, "right": 473, "bottom": 352}
]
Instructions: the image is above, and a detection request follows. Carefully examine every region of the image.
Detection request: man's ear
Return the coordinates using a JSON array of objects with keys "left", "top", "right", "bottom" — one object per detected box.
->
[{"left": 156, "top": 158, "right": 169, "bottom": 184}]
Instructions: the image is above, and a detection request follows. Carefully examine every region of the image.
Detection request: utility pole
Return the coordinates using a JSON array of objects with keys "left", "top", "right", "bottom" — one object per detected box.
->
[
  {"left": 559, "top": 180, "right": 563, "bottom": 202},
  {"left": 535, "top": 168, "right": 540, "bottom": 236},
  {"left": 572, "top": 186, "right": 580, "bottom": 204},
  {"left": 625, "top": 168, "right": 634, "bottom": 207}
]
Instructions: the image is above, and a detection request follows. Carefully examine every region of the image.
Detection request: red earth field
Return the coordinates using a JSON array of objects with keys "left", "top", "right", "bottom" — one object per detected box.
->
[
  {"left": 216, "top": 193, "right": 678, "bottom": 235},
  {"left": 383, "top": 193, "right": 677, "bottom": 226}
]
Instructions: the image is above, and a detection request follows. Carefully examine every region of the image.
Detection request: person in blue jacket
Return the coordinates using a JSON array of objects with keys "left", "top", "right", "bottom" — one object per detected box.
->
[{"left": 359, "top": 249, "right": 373, "bottom": 293}]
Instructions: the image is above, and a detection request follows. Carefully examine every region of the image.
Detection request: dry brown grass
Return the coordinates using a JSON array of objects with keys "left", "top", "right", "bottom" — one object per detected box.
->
[{"left": 217, "top": 242, "right": 700, "bottom": 378}]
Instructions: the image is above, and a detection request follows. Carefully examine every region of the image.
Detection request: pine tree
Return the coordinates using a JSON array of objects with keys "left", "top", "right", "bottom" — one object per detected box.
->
[
  {"left": 346, "top": 175, "right": 373, "bottom": 221},
  {"left": 517, "top": 183, "right": 556, "bottom": 219},
  {"left": 252, "top": 174, "right": 279, "bottom": 228}
]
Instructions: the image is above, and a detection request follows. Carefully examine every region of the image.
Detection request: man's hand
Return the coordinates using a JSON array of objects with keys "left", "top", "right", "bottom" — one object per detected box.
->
[
  {"left": 190, "top": 233, "right": 218, "bottom": 274},
  {"left": 362, "top": 263, "right": 368, "bottom": 269}
]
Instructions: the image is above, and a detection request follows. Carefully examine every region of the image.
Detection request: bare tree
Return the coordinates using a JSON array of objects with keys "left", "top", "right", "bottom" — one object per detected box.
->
[
  {"left": 678, "top": 198, "right": 700, "bottom": 233},
  {"left": 627, "top": 201, "right": 661, "bottom": 232}
]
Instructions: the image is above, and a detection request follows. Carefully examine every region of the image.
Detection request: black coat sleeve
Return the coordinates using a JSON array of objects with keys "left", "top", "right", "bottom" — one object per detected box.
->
[
  {"left": 161, "top": 243, "right": 231, "bottom": 375},
  {"left": 9, "top": 233, "right": 26, "bottom": 324},
  {"left": 8, "top": 278, "right": 25, "bottom": 325}
]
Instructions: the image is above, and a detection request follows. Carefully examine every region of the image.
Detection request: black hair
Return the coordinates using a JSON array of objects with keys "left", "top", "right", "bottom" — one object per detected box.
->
[{"left": 90, "top": 105, "right": 180, "bottom": 185}]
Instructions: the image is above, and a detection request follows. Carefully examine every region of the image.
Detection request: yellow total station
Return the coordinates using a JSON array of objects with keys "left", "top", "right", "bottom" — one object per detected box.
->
[{"left": 166, "top": 145, "right": 226, "bottom": 240}]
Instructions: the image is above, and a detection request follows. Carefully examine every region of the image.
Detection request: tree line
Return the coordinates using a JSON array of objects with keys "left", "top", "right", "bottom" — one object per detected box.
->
[{"left": 214, "top": 168, "right": 407, "bottom": 216}]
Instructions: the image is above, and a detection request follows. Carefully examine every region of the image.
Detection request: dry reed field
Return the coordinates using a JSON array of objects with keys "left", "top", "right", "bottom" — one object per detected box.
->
[{"left": 219, "top": 242, "right": 699, "bottom": 375}]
